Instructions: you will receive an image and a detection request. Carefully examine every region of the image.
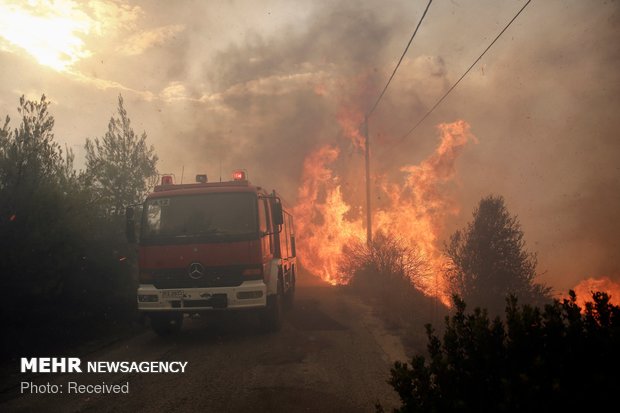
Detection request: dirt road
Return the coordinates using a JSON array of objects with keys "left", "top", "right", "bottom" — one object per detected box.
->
[{"left": 1, "top": 276, "right": 407, "bottom": 412}]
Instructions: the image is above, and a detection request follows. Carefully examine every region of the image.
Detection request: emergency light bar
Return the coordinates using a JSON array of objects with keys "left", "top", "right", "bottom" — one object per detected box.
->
[{"left": 232, "top": 169, "right": 247, "bottom": 181}]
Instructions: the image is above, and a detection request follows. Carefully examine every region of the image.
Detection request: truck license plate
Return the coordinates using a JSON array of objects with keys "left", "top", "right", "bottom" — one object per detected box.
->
[{"left": 162, "top": 290, "right": 184, "bottom": 299}]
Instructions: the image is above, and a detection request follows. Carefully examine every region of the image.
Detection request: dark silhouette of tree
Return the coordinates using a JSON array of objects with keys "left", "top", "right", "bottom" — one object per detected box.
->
[
  {"left": 0, "top": 95, "right": 79, "bottom": 303},
  {"left": 383, "top": 291, "right": 620, "bottom": 412},
  {"left": 0, "top": 95, "right": 150, "bottom": 359},
  {"left": 85, "top": 94, "right": 158, "bottom": 215},
  {"left": 445, "top": 195, "right": 550, "bottom": 315},
  {"left": 0, "top": 95, "right": 73, "bottom": 192}
]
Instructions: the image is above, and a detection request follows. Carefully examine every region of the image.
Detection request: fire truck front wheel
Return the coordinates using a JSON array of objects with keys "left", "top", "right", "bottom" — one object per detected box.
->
[{"left": 150, "top": 313, "right": 183, "bottom": 336}]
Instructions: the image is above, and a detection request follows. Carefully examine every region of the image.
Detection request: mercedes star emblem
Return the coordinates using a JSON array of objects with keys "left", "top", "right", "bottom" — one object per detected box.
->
[{"left": 188, "top": 262, "right": 205, "bottom": 280}]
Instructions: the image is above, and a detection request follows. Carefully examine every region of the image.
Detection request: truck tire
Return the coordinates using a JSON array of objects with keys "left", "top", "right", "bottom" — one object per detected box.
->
[{"left": 150, "top": 313, "right": 183, "bottom": 336}]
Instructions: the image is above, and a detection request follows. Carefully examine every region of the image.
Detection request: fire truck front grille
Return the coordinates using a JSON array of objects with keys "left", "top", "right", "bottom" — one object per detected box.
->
[{"left": 149, "top": 266, "right": 260, "bottom": 289}]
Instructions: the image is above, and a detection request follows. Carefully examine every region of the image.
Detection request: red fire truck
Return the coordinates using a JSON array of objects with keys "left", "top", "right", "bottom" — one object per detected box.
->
[{"left": 126, "top": 170, "right": 297, "bottom": 335}]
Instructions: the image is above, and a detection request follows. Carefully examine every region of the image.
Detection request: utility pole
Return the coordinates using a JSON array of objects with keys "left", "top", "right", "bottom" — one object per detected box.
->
[{"left": 363, "top": 115, "right": 372, "bottom": 246}]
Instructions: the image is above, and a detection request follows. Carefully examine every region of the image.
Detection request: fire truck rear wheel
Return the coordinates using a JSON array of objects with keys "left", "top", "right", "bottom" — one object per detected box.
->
[{"left": 150, "top": 313, "right": 183, "bottom": 336}]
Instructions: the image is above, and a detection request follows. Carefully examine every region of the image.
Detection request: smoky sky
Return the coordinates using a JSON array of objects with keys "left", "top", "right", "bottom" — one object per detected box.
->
[{"left": 0, "top": 0, "right": 618, "bottom": 292}]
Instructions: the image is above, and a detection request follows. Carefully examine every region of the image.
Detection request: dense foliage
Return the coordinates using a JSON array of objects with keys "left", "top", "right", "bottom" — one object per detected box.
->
[
  {"left": 85, "top": 95, "right": 158, "bottom": 215},
  {"left": 386, "top": 291, "right": 620, "bottom": 412},
  {"left": 0, "top": 95, "right": 156, "bottom": 357},
  {"left": 445, "top": 195, "right": 551, "bottom": 315}
]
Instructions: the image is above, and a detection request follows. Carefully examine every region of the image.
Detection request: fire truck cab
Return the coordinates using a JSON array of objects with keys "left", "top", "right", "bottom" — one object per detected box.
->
[{"left": 126, "top": 171, "right": 296, "bottom": 335}]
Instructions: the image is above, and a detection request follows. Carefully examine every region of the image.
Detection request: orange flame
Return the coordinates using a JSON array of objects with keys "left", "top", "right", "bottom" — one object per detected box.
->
[
  {"left": 571, "top": 276, "right": 620, "bottom": 308},
  {"left": 293, "top": 145, "right": 365, "bottom": 285},
  {"left": 293, "top": 117, "right": 476, "bottom": 303},
  {"left": 336, "top": 107, "right": 365, "bottom": 150}
]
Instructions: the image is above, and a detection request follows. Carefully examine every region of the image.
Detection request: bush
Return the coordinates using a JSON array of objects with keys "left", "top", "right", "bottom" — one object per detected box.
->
[
  {"left": 384, "top": 291, "right": 620, "bottom": 412},
  {"left": 341, "top": 232, "right": 429, "bottom": 292},
  {"left": 340, "top": 232, "right": 444, "bottom": 349}
]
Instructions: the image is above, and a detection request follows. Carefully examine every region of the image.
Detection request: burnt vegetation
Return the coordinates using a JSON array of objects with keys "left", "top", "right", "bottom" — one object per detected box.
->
[{"left": 0, "top": 94, "right": 157, "bottom": 359}]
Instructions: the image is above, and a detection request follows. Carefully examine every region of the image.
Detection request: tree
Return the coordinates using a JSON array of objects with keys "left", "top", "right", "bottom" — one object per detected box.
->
[
  {"left": 85, "top": 94, "right": 158, "bottom": 215},
  {"left": 0, "top": 95, "right": 71, "bottom": 193},
  {"left": 384, "top": 292, "right": 620, "bottom": 412},
  {"left": 445, "top": 195, "right": 550, "bottom": 315},
  {"left": 0, "top": 95, "right": 81, "bottom": 311},
  {"left": 0, "top": 95, "right": 139, "bottom": 349}
]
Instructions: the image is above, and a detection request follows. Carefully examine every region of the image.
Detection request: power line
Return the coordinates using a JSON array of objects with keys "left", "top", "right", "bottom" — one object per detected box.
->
[
  {"left": 397, "top": 0, "right": 533, "bottom": 143},
  {"left": 366, "top": 0, "right": 433, "bottom": 118},
  {"left": 362, "top": 0, "right": 433, "bottom": 245}
]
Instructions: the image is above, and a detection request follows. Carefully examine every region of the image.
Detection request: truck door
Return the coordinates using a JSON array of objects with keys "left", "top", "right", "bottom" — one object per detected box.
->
[{"left": 258, "top": 197, "right": 273, "bottom": 261}]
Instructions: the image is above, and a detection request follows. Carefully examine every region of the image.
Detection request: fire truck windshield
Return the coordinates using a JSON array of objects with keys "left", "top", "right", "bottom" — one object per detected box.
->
[{"left": 141, "top": 192, "right": 258, "bottom": 244}]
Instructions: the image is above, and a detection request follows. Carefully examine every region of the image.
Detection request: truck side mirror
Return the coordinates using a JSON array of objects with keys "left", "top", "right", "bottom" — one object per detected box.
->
[
  {"left": 273, "top": 202, "right": 284, "bottom": 226},
  {"left": 126, "top": 206, "right": 136, "bottom": 243}
]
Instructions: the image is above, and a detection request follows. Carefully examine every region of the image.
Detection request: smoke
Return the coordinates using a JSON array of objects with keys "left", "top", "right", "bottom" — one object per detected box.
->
[
  {"left": 151, "top": 0, "right": 620, "bottom": 293},
  {"left": 1, "top": 0, "right": 618, "bottom": 293}
]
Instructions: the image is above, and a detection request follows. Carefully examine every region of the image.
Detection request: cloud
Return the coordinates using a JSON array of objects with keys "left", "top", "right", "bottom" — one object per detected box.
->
[{"left": 117, "top": 24, "right": 185, "bottom": 56}]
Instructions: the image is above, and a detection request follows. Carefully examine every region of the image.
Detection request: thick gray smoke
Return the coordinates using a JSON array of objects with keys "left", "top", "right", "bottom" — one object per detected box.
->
[
  {"left": 0, "top": 0, "right": 618, "bottom": 293},
  {"left": 136, "top": 0, "right": 620, "bottom": 293}
]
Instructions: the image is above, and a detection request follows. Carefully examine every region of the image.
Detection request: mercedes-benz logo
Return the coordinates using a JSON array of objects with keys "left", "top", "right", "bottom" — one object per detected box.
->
[{"left": 188, "top": 262, "right": 205, "bottom": 280}]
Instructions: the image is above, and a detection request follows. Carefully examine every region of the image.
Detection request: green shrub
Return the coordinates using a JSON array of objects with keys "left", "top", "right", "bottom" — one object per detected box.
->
[{"left": 385, "top": 291, "right": 620, "bottom": 412}]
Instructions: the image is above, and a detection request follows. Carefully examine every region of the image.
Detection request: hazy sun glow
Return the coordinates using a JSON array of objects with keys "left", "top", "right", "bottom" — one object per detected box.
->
[{"left": 0, "top": 0, "right": 93, "bottom": 71}]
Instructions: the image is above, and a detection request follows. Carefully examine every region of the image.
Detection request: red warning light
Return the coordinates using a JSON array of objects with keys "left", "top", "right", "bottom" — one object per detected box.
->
[
  {"left": 161, "top": 175, "right": 173, "bottom": 185},
  {"left": 232, "top": 170, "right": 247, "bottom": 181}
]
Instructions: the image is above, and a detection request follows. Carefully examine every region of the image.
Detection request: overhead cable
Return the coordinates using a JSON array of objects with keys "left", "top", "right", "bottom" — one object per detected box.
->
[
  {"left": 366, "top": 0, "right": 433, "bottom": 118},
  {"left": 398, "top": 0, "right": 533, "bottom": 142}
]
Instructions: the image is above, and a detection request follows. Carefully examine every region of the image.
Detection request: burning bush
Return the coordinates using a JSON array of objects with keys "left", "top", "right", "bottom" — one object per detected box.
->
[
  {"left": 340, "top": 231, "right": 429, "bottom": 288},
  {"left": 383, "top": 291, "right": 620, "bottom": 412},
  {"left": 340, "top": 232, "right": 443, "bottom": 349}
]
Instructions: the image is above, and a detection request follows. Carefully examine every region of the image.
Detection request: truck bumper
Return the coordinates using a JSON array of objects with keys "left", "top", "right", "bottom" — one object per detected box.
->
[{"left": 137, "top": 280, "right": 267, "bottom": 312}]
